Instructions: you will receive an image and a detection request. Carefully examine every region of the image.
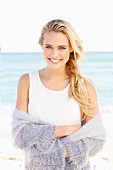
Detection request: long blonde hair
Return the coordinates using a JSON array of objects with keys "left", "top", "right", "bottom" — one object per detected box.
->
[{"left": 39, "top": 19, "right": 96, "bottom": 121}]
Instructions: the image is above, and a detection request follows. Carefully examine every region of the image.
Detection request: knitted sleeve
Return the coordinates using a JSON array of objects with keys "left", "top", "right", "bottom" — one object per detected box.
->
[
  {"left": 61, "top": 136, "right": 105, "bottom": 169},
  {"left": 12, "top": 109, "right": 56, "bottom": 151},
  {"left": 12, "top": 109, "right": 67, "bottom": 168},
  {"left": 60, "top": 114, "right": 106, "bottom": 169}
]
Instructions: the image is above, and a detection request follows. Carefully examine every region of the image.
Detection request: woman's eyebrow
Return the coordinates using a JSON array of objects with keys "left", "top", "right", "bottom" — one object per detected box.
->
[{"left": 45, "top": 44, "right": 68, "bottom": 47}]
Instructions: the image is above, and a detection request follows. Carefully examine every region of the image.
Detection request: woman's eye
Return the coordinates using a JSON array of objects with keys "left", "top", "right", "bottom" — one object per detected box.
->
[
  {"left": 45, "top": 46, "right": 52, "bottom": 49},
  {"left": 59, "top": 47, "right": 66, "bottom": 50}
]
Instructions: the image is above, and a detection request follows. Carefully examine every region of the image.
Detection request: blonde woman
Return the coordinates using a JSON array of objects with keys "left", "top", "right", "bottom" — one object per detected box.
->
[{"left": 12, "top": 19, "right": 106, "bottom": 169}]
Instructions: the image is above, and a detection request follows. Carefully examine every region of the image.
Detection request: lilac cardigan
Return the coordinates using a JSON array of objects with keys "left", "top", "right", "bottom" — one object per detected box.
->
[{"left": 12, "top": 109, "right": 106, "bottom": 170}]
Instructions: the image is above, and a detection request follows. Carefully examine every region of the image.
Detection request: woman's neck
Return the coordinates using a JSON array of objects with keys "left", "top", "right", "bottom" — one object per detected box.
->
[
  {"left": 42, "top": 67, "right": 69, "bottom": 81},
  {"left": 39, "top": 67, "right": 70, "bottom": 91}
]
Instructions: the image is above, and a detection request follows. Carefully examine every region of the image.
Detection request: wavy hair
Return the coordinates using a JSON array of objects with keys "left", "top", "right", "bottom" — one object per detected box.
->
[{"left": 39, "top": 19, "right": 96, "bottom": 121}]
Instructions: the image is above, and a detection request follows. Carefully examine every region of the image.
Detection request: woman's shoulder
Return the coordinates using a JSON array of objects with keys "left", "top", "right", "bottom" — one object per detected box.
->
[
  {"left": 81, "top": 75, "right": 96, "bottom": 91},
  {"left": 16, "top": 73, "right": 30, "bottom": 111},
  {"left": 81, "top": 76, "right": 97, "bottom": 104},
  {"left": 18, "top": 73, "right": 29, "bottom": 87},
  {"left": 18, "top": 70, "right": 39, "bottom": 88}
]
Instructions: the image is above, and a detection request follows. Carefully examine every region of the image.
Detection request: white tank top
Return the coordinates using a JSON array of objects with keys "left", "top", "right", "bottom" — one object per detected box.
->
[{"left": 28, "top": 71, "right": 81, "bottom": 126}]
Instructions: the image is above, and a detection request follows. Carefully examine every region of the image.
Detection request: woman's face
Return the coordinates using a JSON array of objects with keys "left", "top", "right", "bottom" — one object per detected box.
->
[{"left": 41, "top": 31, "right": 72, "bottom": 71}]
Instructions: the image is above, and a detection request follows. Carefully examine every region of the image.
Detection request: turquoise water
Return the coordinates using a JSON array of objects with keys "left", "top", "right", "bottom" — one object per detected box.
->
[{"left": 1, "top": 52, "right": 113, "bottom": 107}]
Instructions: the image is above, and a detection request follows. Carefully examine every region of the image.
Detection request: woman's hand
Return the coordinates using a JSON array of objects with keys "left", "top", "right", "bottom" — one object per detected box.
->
[{"left": 53, "top": 125, "right": 81, "bottom": 138}]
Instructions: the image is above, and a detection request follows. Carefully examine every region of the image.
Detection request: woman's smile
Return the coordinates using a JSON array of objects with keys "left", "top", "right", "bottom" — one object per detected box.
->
[{"left": 48, "top": 57, "right": 62, "bottom": 64}]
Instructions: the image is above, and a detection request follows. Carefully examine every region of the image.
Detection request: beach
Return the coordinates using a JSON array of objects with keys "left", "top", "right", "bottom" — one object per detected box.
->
[{"left": 1, "top": 105, "right": 113, "bottom": 170}]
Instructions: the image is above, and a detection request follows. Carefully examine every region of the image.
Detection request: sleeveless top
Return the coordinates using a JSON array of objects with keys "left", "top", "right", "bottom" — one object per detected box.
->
[{"left": 28, "top": 71, "right": 81, "bottom": 126}]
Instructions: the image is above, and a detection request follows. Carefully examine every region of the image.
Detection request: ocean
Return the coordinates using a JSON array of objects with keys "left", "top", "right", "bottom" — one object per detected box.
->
[{"left": 1, "top": 51, "right": 113, "bottom": 108}]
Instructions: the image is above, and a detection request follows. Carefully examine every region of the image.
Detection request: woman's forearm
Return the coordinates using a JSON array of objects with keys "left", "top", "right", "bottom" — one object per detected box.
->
[
  {"left": 53, "top": 125, "right": 81, "bottom": 158},
  {"left": 53, "top": 125, "right": 81, "bottom": 138}
]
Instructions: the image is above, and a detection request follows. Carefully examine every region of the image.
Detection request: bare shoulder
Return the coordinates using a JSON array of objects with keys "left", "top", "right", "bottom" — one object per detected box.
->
[
  {"left": 84, "top": 77, "right": 97, "bottom": 97},
  {"left": 18, "top": 73, "right": 29, "bottom": 88},
  {"left": 16, "top": 73, "right": 29, "bottom": 112}
]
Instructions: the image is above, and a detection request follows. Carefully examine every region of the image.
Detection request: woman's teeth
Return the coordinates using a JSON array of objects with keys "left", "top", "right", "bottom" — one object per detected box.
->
[{"left": 50, "top": 59, "right": 60, "bottom": 63}]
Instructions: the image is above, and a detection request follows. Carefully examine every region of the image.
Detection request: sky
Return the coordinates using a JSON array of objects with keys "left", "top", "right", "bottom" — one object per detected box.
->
[{"left": 1, "top": 0, "right": 113, "bottom": 52}]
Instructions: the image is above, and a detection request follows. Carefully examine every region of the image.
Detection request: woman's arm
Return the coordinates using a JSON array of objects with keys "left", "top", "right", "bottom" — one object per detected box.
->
[
  {"left": 13, "top": 75, "right": 56, "bottom": 151},
  {"left": 53, "top": 125, "right": 81, "bottom": 138},
  {"left": 16, "top": 73, "right": 29, "bottom": 112},
  {"left": 54, "top": 125, "right": 81, "bottom": 158}
]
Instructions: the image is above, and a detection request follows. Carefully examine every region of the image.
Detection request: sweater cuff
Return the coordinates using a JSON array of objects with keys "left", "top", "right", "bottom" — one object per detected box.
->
[
  {"left": 36, "top": 125, "right": 57, "bottom": 151},
  {"left": 61, "top": 136, "right": 89, "bottom": 169}
]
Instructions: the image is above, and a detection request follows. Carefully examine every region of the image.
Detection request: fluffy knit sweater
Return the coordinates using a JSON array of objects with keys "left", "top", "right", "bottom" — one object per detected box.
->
[{"left": 12, "top": 109, "right": 106, "bottom": 170}]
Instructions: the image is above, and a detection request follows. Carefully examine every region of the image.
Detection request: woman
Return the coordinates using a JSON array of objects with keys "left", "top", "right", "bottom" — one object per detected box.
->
[{"left": 12, "top": 19, "right": 106, "bottom": 170}]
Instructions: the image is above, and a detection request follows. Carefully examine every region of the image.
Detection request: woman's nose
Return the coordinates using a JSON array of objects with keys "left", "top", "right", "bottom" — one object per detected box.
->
[{"left": 51, "top": 49, "right": 59, "bottom": 57}]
